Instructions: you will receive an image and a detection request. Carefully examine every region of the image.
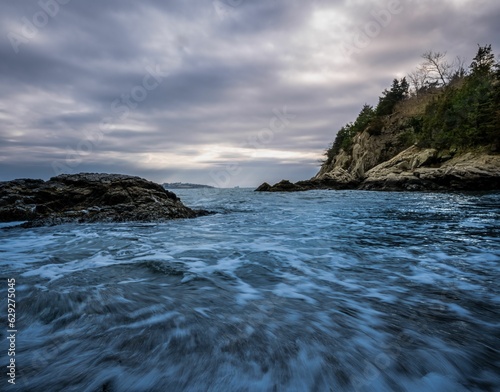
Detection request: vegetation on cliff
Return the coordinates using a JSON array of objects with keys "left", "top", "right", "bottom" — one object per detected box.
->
[
  {"left": 257, "top": 45, "right": 500, "bottom": 192},
  {"left": 324, "top": 44, "right": 500, "bottom": 165}
]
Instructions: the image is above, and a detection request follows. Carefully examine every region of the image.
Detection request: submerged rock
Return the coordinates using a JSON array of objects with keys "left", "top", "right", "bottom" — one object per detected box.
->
[{"left": 0, "top": 173, "right": 209, "bottom": 227}]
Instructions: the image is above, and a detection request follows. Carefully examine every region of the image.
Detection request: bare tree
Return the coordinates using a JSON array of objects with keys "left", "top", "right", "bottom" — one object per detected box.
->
[
  {"left": 421, "top": 50, "right": 454, "bottom": 86},
  {"left": 408, "top": 67, "right": 430, "bottom": 96},
  {"left": 409, "top": 51, "right": 467, "bottom": 94},
  {"left": 455, "top": 56, "right": 466, "bottom": 77}
]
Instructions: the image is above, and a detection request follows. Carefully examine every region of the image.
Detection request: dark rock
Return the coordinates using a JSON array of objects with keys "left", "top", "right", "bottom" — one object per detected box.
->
[
  {"left": 269, "top": 180, "right": 303, "bottom": 192},
  {"left": 255, "top": 180, "right": 305, "bottom": 192},
  {"left": 255, "top": 178, "right": 361, "bottom": 192},
  {"left": 255, "top": 182, "right": 272, "bottom": 192},
  {"left": 0, "top": 173, "right": 208, "bottom": 227}
]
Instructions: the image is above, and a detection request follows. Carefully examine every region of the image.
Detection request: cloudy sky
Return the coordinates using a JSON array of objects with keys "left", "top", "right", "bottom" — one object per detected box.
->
[{"left": 1, "top": 0, "right": 499, "bottom": 187}]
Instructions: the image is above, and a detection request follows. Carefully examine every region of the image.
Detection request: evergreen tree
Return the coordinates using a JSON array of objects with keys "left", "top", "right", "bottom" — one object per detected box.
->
[
  {"left": 351, "top": 104, "right": 375, "bottom": 133},
  {"left": 375, "top": 78, "right": 409, "bottom": 116},
  {"left": 325, "top": 44, "right": 499, "bottom": 166},
  {"left": 469, "top": 44, "right": 495, "bottom": 75},
  {"left": 325, "top": 105, "right": 375, "bottom": 163}
]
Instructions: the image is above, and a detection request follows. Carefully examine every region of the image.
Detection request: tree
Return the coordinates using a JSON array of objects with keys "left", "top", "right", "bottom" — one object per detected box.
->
[
  {"left": 325, "top": 104, "right": 375, "bottom": 163},
  {"left": 409, "top": 51, "right": 467, "bottom": 95},
  {"left": 451, "top": 56, "right": 467, "bottom": 81},
  {"left": 468, "top": 45, "right": 499, "bottom": 146},
  {"left": 469, "top": 44, "right": 496, "bottom": 75},
  {"left": 408, "top": 67, "right": 430, "bottom": 96},
  {"left": 351, "top": 104, "right": 375, "bottom": 133},
  {"left": 421, "top": 51, "right": 455, "bottom": 86},
  {"left": 375, "top": 78, "right": 409, "bottom": 116},
  {"left": 421, "top": 45, "right": 499, "bottom": 149},
  {"left": 325, "top": 125, "right": 353, "bottom": 163},
  {"left": 324, "top": 44, "right": 499, "bottom": 165},
  {"left": 491, "top": 69, "right": 500, "bottom": 149}
]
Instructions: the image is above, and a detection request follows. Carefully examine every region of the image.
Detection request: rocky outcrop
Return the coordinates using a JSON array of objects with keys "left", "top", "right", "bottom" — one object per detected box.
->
[
  {"left": 255, "top": 177, "right": 361, "bottom": 192},
  {"left": 255, "top": 182, "right": 273, "bottom": 192},
  {"left": 257, "top": 65, "right": 500, "bottom": 193},
  {"left": 361, "top": 147, "right": 500, "bottom": 191},
  {"left": 0, "top": 173, "right": 209, "bottom": 227},
  {"left": 257, "top": 180, "right": 305, "bottom": 192},
  {"left": 257, "top": 123, "right": 412, "bottom": 192},
  {"left": 315, "top": 127, "right": 407, "bottom": 181},
  {"left": 257, "top": 147, "right": 500, "bottom": 192}
]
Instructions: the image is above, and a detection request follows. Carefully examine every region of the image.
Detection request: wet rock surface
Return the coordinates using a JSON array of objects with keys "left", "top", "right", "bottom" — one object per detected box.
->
[{"left": 0, "top": 173, "right": 209, "bottom": 226}]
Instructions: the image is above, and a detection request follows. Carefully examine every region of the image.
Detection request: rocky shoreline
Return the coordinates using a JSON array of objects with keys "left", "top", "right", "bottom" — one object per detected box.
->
[
  {"left": 0, "top": 173, "right": 210, "bottom": 227},
  {"left": 256, "top": 146, "right": 500, "bottom": 192}
]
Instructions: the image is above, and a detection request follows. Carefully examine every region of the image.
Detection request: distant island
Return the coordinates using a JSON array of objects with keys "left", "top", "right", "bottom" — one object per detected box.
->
[
  {"left": 163, "top": 182, "right": 215, "bottom": 189},
  {"left": 257, "top": 44, "right": 500, "bottom": 192}
]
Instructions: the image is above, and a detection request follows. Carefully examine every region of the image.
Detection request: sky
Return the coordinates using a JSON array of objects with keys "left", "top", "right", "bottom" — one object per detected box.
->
[{"left": 1, "top": 0, "right": 499, "bottom": 187}]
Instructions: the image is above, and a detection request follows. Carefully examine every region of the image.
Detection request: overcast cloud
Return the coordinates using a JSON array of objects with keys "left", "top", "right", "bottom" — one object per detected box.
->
[{"left": 1, "top": 0, "right": 499, "bottom": 186}]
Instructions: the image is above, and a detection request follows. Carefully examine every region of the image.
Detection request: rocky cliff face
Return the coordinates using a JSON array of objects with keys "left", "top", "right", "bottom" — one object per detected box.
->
[
  {"left": 0, "top": 173, "right": 208, "bottom": 227},
  {"left": 360, "top": 146, "right": 500, "bottom": 191},
  {"left": 257, "top": 54, "right": 500, "bottom": 192},
  {"left": 257, "top": 131, "right": 500, "bottom": 192},
  {"left": 315, "top": 126, "right": 406, "bottom": 181}
]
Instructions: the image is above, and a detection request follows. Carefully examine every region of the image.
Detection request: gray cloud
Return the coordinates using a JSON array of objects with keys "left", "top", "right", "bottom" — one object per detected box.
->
[{"left": 1, "top": 0, "right": 499, "bottom": 186}]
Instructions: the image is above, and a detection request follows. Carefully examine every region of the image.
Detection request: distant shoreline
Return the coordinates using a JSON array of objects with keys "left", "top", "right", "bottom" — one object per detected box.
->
[{"left": 162, "top": 183, "right": 215, "bottom": 189}]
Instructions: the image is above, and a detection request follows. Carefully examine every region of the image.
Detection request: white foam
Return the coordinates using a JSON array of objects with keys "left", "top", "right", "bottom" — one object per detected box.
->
[
  {"left": 21, "top": 252, "right": 129, "bottom": 281},
  {"left": 235, "top": 279, "right": 261, "bottom": 305},
  {"left": 273, "top": 283, "right": 316, "bottom": 304},
  {"left": 113, "top": 311, "right": 181, "bottom": 330},
  {"left": 193, "top": 307, "right": 211, "bottom": 318}
]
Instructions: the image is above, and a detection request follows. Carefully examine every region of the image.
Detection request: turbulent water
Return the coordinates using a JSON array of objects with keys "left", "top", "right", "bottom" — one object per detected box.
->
[{"left": 1, "top": 189, "right": 499, "bottom": 392}]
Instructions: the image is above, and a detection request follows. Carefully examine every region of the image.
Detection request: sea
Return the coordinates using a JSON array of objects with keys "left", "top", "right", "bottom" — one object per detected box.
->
[{"left": 1, "top": 188, "right": 499, "bottom": 392}]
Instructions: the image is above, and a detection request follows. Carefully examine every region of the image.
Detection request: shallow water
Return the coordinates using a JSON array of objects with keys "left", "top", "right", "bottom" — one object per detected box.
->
[{"left": 1, "top": 189, "right": 499, "bottom": 391}]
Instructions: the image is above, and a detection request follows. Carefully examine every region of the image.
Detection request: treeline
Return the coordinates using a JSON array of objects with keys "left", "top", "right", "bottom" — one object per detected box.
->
[{"left": 324, "top": 45, "right": 500, "bottom": 164}]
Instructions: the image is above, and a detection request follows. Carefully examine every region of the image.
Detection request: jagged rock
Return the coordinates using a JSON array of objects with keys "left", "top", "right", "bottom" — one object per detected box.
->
[
  {"left": 255, "top": 177, "right": 361, "bottom": 192},
  {"left": 315, "top": 127, "right": 408, "bottom": 181},
  {"left": 416, "top": 152, "right": 500, "bottom": 190},
  {"left": 260, "top": 180, "right": 304, "bottom": 192},
  {"left": 255, "top": 182, "right": 272, "bottom": 192},
  {"left": 258, "top": 146, "right": 500, "bottom": 192},
  {"left": 360, "top": 147, "right": 500, "bottom": 191},
  {"left": 314, "top": 167, "right": 356, "bottom": 183},
  {"left": 410, "top": 148, "right": 438, "bottom": 169},
  {"left": 0, "top": 173, "right": 209, "bottom": 227}
]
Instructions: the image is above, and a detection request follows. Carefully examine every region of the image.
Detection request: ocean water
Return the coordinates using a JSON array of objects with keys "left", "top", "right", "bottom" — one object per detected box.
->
[{"left": 1, "top": 189, "right": 499, "bottom": 392}]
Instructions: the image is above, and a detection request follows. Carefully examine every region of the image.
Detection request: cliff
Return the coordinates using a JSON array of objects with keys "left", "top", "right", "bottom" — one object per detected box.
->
[
  {"left": 0, "top": 173, "right": 210, "bottom": 227},
  {"left": 312, "top": 114, "right": 500, "bottom": 192},
  {"left": 256, "top": 45, "right": 500, "bottom": 192},
  {"left": 256, "top": 121, "right": 500, "bottom": 192}
]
